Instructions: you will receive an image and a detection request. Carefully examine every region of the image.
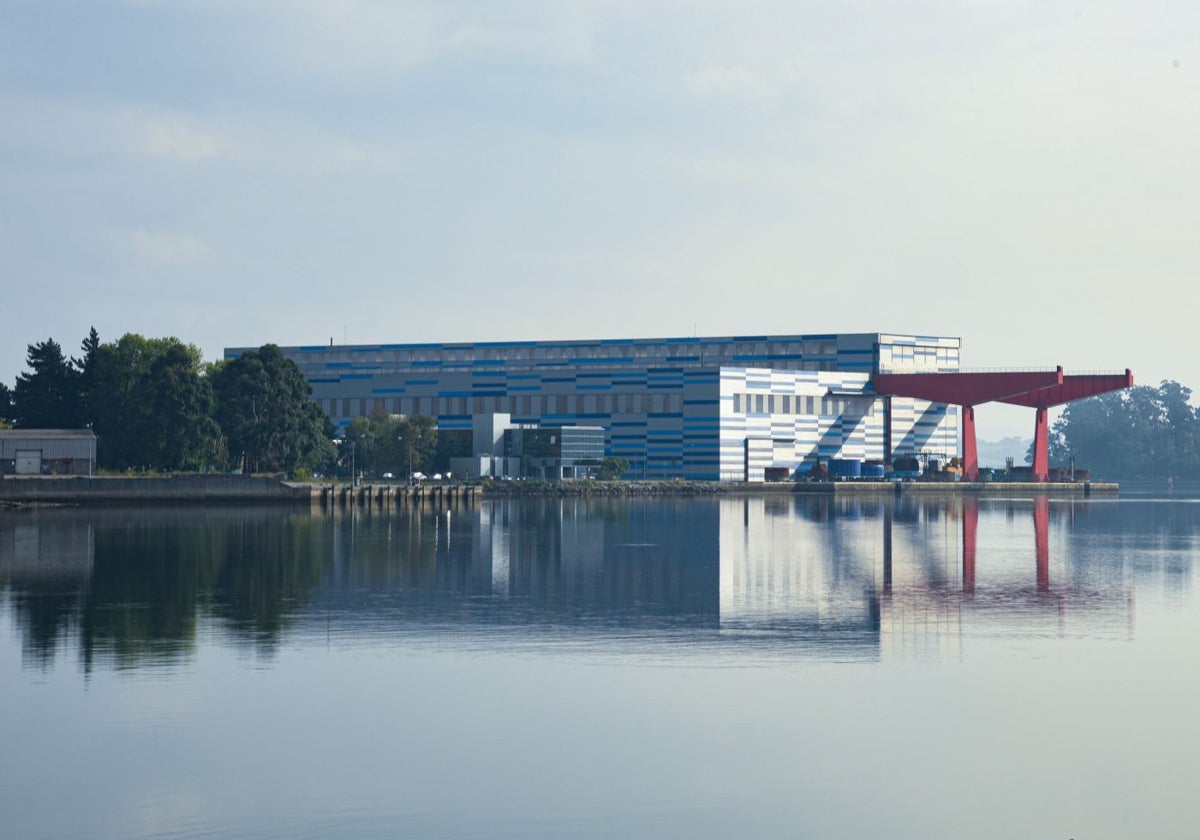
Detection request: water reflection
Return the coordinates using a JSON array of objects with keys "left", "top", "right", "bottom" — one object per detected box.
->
[{"left": 1, "top": 494, "right": 1194, "bottom": 672}]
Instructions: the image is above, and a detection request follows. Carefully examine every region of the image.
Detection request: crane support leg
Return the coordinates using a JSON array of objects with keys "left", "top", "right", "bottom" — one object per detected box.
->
[
  {"left": 962, "top": 405, "right": 979, "bottom": 481},
  {"left": 1032, "top": 407, "right": 1049, "bottom": 482}
]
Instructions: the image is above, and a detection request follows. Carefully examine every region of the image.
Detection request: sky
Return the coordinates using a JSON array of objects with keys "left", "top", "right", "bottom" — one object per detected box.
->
[{"left": 1, "top": 0, "right": 1196, "bottom": 438}]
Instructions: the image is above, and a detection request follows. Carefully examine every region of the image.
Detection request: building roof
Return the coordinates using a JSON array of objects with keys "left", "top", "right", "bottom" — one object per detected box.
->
[{"left": 0, "top": 429, "right": 97, "bottom": 440}]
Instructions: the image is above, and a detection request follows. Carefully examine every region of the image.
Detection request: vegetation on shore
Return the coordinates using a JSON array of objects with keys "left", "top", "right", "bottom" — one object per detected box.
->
[
  {"left": 1046, "top": 380, "right": 1200, "bottom": 479},
  {"left": 1, "top": 329, "right": 334, "bottom": 477}
]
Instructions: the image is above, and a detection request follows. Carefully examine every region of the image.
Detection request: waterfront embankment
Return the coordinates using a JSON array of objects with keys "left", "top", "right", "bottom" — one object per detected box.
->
[
  {"left": 0, "top": 474, "right": 1118, "bottom": 508},
  {"left": 0, "top": 475, "right": 312, "bottom": 506}
]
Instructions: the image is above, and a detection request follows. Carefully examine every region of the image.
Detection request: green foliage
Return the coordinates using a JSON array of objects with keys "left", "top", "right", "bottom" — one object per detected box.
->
[
  {"left": 1050, "top": 380, "right": 1200, "bottom": 479},
  {"left": 337, "top": 410, "right": 439, "bottom": 478},
  {"left": 13, "top": 338, "right": 82, "bottom": 428},
  {"left": 397, "top": 414, "right": 438, "bottom": 475},
  {"left": 211, "top": 344, "right": 336, "bottom": 474},
  {"left": 599, "top": 456, "right": 630, "bottom": 480},
  {"left": 89, "top": 333, "right": 219, "bottom": 471},
  {"left": 142, "top": 344, "right": 222, "bottom": 471},
  {"left": 432, "top": 429, "right": 471, "bottom": 473},
  {"left": 0, "top": 382, "right": 12, "bottom": 423},
  {"left": 343, "top": 408, "right": 402, "bottom": 477}
]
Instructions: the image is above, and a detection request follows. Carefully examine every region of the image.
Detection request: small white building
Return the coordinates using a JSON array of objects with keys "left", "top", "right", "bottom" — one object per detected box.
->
[{"left": 0, "top": 429, "right": 97, "bottom": 477}]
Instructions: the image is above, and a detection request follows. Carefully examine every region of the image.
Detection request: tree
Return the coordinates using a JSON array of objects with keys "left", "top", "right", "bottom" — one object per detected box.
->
[
  {"left": 342, "top": 407, "right": 411, "bottom": 477},
  {"left": 396, "top": 414, "right": 437, "bottom": 477},
  {"left": 12, "top": 338, "right": 82, "bottom": 428},
  {"left": 1049, "top": 380, "right": 1200, "bottom": 479},
  {"left": 140, "top": 344, "right": 222, "bottom": 471},
  {"left": 0, "top": 382, "right": 13, "bottom": 423},
  {"left": 211, "top": 345, "right": 336, "bottom": 474},
  {"left": 75, "top": 326, "right": 101, "bottom": 423},
  {"left": 599, "top": 456, "right": 629, "bottom": 480},
  {"left": 88, "top": 333, "right": 215, "bottom": 471}
]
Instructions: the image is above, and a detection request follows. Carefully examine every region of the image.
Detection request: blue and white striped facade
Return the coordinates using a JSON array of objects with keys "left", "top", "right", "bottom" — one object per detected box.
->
[{"left": 227, "top": 333, "right": 961, "bottom": 481}]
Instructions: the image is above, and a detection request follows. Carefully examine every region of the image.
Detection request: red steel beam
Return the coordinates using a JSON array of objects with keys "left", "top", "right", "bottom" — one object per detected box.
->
[
  {"left": 999, "top": 370, "right": 1134, "bottom": 409},
  {"left": 873, "top": 368, "right": 1063, "bottom": 406},
  {"left": 1001, "top": 371, "right": 1134, "bottom": 481}
]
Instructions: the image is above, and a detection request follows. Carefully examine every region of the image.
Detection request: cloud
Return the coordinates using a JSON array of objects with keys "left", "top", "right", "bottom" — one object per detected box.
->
[
  {"left": 685, "top": 65, "right": 777, "bottom": 101},
  {"left": 139, "top": 118, "right": 220, "bottom": 161},
  {"left": 128, "top": 230, "right": 212, "bottom": 264}
]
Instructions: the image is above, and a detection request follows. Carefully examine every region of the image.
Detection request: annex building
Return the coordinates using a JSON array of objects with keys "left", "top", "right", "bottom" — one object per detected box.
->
[{"left": 225, "top": 333, "right": 961, "bottom": 481}]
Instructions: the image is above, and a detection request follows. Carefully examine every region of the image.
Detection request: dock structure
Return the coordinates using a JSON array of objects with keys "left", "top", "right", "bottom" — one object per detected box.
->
[
  {"left": 874, "top": 368, "right": 1134, "bottom": 482},
  {"left": 312, "top": 482, "right": 480, "bottom": 512},
  {"left": 0, "top": 475, "right": 1118, "bottom": 509}
]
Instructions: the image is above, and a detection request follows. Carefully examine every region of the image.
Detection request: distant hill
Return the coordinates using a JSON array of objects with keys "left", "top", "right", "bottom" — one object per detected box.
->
[{"left": 977, "top": 436, "right": 1032, "bottom": 468}]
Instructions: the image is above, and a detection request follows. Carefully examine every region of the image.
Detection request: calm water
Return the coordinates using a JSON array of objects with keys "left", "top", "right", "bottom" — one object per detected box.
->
[{"left": 2, "top": 491, "right": 1198, "bottom": 839}]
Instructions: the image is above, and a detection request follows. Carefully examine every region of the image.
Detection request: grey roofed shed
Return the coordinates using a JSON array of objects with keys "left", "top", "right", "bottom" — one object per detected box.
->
[{"left": 0, "top": 429, "right": 97, "bottom": 476}]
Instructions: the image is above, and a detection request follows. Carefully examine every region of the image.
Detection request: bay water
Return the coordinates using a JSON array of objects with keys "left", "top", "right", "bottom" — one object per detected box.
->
[{"left": 2, "top": 490, "right": 1197, "bottom": 839}]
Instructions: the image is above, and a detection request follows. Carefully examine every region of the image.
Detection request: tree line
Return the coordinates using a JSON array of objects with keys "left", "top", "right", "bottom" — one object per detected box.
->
[
  {"left": 0, "top": 329, "right": 337, "bottom": 476},
  {"left": 1047, "top": 380, "right": 1200, "bottom": 479}
]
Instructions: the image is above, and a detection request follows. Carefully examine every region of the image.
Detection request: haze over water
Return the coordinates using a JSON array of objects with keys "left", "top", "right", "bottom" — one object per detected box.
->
[{"left": 2, "top": 492, "right": 1197, "bottom": 839}]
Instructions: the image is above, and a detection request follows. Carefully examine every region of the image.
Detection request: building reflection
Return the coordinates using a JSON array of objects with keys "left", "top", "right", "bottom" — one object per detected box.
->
[{"left": 1, "top": 492, "right": 1192, "bottom": 672}]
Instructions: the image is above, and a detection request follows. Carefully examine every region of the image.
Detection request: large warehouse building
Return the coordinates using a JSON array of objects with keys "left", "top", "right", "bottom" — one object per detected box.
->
[{"left": 225, "top": 333, "right": 961, "bottom": 481}]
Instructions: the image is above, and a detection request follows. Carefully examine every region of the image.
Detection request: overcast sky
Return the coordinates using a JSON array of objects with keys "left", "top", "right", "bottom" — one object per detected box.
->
[{"left": 2, "top": 1, "right": 1195, "bottom": 437}]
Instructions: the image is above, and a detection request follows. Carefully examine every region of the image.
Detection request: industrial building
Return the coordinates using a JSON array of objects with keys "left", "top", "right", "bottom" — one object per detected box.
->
[
  {"left": 0, "top": 430, "right": 96, "bottom": 477},
  {"left": 228, "top": 333, "right": 962, "bottom": 481}
]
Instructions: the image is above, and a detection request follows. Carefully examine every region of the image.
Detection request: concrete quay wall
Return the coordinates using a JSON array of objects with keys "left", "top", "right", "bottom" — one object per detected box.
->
[
  {"left": 0, "top": 476, "right": 483, "bottom": 508},
  {"left": 0, "top": 475, "right": 313, "bottom": 505}
]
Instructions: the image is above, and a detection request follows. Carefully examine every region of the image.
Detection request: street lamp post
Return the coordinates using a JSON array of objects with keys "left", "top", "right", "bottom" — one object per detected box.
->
[{"left": 399, "top": 435, "right": 413, "bottom": 486}]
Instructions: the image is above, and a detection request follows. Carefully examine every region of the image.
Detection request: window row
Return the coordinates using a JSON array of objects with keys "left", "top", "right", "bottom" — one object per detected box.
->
[
  {"left": 305, "top": 339, "right": 844, "bottom": 367},
  {"left": 886, "top": 345, "right": 958, "bottom": 365},
  {"left": 318, "top": 392, "right": 687, "bottom": 419},
  {"left": 731, "top": 393, "right": 877, "bottom": 417}
]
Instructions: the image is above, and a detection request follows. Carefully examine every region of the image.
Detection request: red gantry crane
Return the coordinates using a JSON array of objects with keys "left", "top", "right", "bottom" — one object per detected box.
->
[{"left": 873, "top": 367, "right": 1133, "bottom": 481}]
